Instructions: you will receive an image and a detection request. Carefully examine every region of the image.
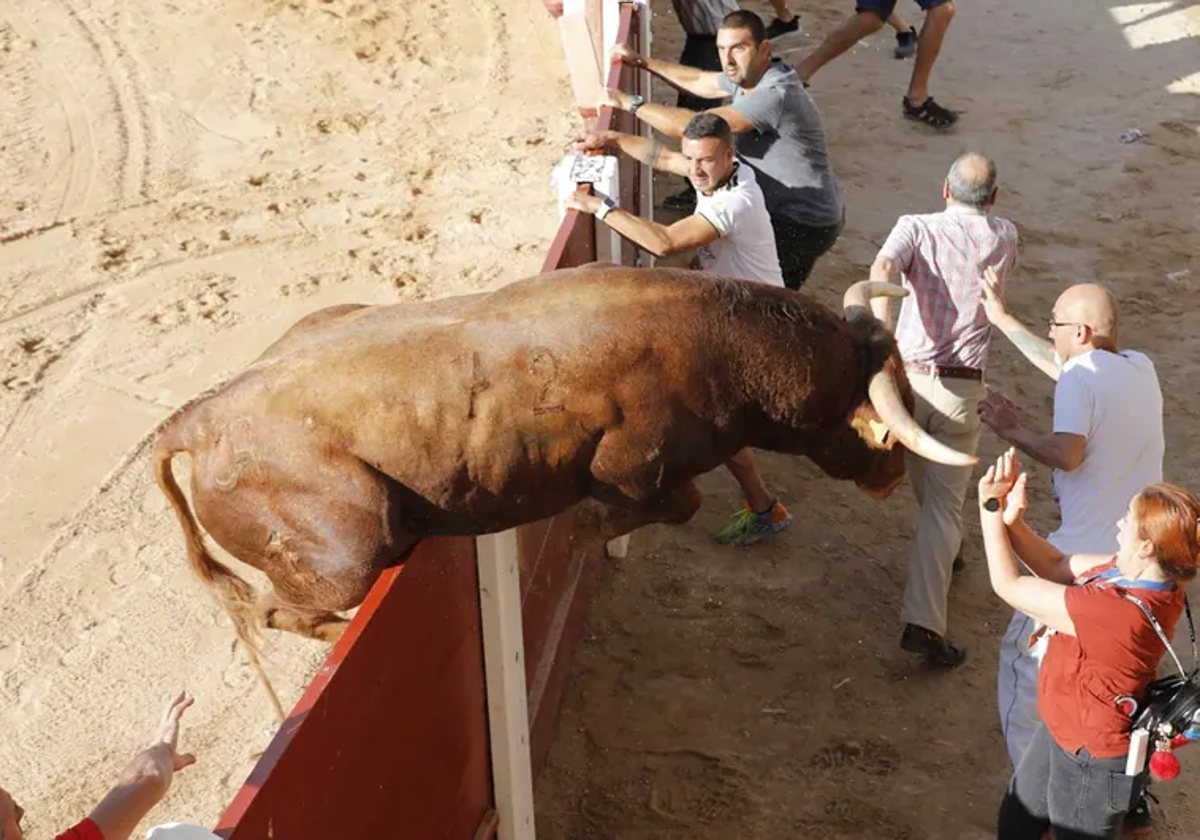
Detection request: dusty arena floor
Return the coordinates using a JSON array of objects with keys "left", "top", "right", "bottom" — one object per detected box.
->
[
  {"left": 0, "top": 0, "right": 575, "bottom": 834},
  {"left": 534, "top": 0, "right": 1200, "bottom": 838}
]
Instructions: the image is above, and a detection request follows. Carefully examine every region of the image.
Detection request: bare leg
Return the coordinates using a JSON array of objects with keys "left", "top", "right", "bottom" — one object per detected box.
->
[
  {"left": 906, "top": 2, "right": 956, "bottom": 105},
  {"left": 795, "top": 11, "right": 885, "bottom": 83},
  {"left": 723, "top": 448, "right": 774, "bottom": 512},
  {"left": 887, "top": 11, "right": 911, "bottom": 32}
]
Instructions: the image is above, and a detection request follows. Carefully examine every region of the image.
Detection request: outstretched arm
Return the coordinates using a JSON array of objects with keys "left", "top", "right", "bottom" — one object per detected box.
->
[
  {"left": 564, "top": 191, "right": 719, "bottom": 258},
  {"left": 981, "top": 267, "right": 1061, "bottom": 381},
  {"left": 978, "top": 451, "right": 1075, "bottom": 635},
  {"left": 89, "top": 693, "right": 197, "bottom": 840},
  {"left": 612, "top": 44, "right": 728, "bottom": 101},
  {"left": 978, "top": 391, "right": 1086, "bottom": 472},
  {"left": 574, "top": 130, "right": 690, "bottom": 178}
]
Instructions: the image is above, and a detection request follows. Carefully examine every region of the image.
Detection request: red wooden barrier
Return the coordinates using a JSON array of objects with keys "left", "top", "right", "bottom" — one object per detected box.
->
[
  {"left": 213, "top": 4, "right": 645, "bottom": 836},
  {"left": 215, "top": 538, "right": 495, "bottom": 839}
]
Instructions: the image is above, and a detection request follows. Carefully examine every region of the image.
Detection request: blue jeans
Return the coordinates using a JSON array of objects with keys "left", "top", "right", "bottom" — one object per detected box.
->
[{"left": 997, "top": 723, "right": 1145, "bottom": 839}]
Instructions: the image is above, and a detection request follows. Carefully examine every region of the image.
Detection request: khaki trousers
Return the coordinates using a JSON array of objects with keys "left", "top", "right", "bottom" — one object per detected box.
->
[{"left": 899, "top": 372, "right": 985, "bottom": 638}]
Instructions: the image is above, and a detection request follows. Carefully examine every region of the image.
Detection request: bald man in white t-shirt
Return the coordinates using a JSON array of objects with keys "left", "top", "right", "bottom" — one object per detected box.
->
[
  {"left": 978, "top": 276, "right": 1165, "bottom": 832},
  {"left": 567, "top": 112, "right": 793, "bottom": 547}
]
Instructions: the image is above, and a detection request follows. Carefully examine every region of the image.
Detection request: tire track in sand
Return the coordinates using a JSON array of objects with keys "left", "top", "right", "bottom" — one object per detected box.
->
[{"left": 4, "top": 0, "right": 153, "bottom": 223}]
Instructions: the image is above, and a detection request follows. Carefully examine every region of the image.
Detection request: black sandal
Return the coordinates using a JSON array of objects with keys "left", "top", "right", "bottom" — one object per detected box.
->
[{"left": 902, "top": 95, "right": 958, "bottom": 129}]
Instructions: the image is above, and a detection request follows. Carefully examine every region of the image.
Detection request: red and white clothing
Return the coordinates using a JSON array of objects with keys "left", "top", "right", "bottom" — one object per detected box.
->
[
  {"left": 879, "top": 204, "right": 1019, "bottom": 369},
  {"left": 1039, "top": 561, "right": 1184, "bottom": 759},
  {"left": 55, "top": 819, "right": 104, "bottom": 840},
  {"left": 876, "top": 203, "right": 1019, "bottom": 640}
]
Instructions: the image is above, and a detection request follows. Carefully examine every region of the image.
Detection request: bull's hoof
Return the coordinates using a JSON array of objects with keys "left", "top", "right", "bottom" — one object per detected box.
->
[{"left": 605, "top": 534, "right": 631, "bottom": 558}]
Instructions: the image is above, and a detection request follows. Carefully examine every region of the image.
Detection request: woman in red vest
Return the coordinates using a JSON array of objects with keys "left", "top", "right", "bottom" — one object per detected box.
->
[{"left": 978, "top": 448, "right": 1199, "bottom": 839}]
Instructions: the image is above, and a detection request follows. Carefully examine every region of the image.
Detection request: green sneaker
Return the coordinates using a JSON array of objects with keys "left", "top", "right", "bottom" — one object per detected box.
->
[{"left": 715, "top": 500, "right": 793, "bottom": 546}]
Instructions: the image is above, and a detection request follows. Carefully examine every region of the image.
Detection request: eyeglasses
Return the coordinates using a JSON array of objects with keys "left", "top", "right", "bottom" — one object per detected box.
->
[{"left": 1048, "top": 319, "right": 1088, "bottom": 330}]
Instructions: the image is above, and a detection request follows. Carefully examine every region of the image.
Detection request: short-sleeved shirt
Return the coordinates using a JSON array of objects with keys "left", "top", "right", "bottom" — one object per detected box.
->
[
  {"left": 717, "top": 59, "right": 843, "bottom": 228},
  {"left": 877, "top": 205, "right": 1019, "bottom": 370},
  {"left": 56, "top": 819, "right": 105, "bottom": 840},
  {"left": 671, "top": 0, "right": 738, "bottom": 36},
  {"left": 692, "top": 162, "right": 784, "bottom": 287},
  {"left": 1039, "top": 561, "right": 1184, "bottom": 758},
  {"left": 1049, "top": 350, "right": 1165, "bottom": 554}
]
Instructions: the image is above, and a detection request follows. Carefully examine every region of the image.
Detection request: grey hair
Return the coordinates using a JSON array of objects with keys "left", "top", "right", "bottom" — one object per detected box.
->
[{"left": 946, "top": 153, "right": 998, "bottom": 208}]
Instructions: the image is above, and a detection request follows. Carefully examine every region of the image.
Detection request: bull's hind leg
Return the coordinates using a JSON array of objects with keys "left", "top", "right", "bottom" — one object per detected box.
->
[
  {"left": 257, "top": 591, "right": 350, "bottom": 643},
  {"left": 194, "top": 450, "right": 419, "bottom": 644}
]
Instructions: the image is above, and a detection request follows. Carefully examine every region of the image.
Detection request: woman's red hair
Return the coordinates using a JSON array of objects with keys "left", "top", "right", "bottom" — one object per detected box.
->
[{"left": 1135, "top": 483, "right": 1200, "bottom": 582}]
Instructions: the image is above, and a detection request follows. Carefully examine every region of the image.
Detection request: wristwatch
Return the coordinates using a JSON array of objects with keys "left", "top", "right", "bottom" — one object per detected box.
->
[
  {"left": 595, "top": 196, "right": 617, "bottom": 220},
  {"left": 629, "top": 93, "right": 645, "bottom": 115},
  {"left": 982, "top": 497, "right": 1002, "bottom": 512}
]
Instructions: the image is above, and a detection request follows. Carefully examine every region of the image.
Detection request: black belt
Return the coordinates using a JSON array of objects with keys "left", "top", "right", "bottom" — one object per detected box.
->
[{"left": 905, "top": 362, "right": 983, "bottom": 381}]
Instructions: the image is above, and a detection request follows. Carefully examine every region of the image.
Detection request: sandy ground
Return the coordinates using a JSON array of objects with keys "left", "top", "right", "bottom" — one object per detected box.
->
[
  {"left": 535, "top": 0, "right": 1200, "bottom": 837},
  {"left": 0, "top": 0, "right": 576, "bottom": 835}
]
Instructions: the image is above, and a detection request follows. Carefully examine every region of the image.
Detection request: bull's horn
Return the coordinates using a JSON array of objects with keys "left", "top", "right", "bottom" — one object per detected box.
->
[
  {"left": 843, "top": 281, "right": 975, "bottom": 466},
  {"left": 843, "top": 280, "right": 908, "bottom": 320},
  {"left": 868, "top": 370, "right": 978, "bottom": 467}
]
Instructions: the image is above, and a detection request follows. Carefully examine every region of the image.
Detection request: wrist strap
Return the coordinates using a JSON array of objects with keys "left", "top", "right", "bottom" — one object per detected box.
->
[{"left": 596, "top": 197, "right": 617, "bottom": 220}]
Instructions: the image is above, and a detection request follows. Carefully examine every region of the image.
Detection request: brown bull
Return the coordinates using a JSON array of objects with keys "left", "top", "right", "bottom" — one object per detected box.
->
[{"left": 152, "top": 265, "right": 973, "bottom": 716}]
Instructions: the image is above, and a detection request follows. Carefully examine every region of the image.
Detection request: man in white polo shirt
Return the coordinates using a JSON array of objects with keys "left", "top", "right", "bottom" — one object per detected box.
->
[{"left": 567, "top": 112, "right": 792, "bottom": 547}]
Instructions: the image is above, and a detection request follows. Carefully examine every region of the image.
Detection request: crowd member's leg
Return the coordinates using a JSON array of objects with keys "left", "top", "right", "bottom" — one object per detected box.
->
[
  {"left": 765, "top": 0, "right": 802, "bottom": 40},
  {"left": 665, "top": 33, "right": 724, "bottom": 212},
  {"left": 794, "top": 0, "right": 893, "bottom": 83},
  {"left": 717, "top": 448, "right": 793, "bottom": 546},
  {"left": 902, "top": 0, "right": 958, "bottom": 129},
  {"left": 898, "top": 374, "right": 982, "bottom": 668},
  {"left": 999, "top": 610, "right": 1049, "bottom": 766},
  {"left": 888, "top": 11, "right": 918, "bottom": 58},
  {"left": 771, "top": 213, "right": 845, "bottom": 290},
  {"left": 1045, "top": 741, "right": 1143, "bottom": 839},
  {"left": 997, "top": 724, "right": 1054, "bottom": 839}
]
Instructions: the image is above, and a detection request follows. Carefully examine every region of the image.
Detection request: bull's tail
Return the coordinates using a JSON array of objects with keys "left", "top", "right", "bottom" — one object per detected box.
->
[{"left": 152, "top": 429, "right": 286, "bottom": 722}]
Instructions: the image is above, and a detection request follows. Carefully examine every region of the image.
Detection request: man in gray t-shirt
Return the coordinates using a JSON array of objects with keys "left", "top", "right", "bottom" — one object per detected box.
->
[{"left": 607, "top": 10, "right": 845, "bottom": 290}]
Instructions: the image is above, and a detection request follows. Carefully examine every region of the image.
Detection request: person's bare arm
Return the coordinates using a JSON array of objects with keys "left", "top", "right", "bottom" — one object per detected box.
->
[
  {"left": 612, "top": 44, "right": 728, "bottom": 101},
  {"left": 564, "top": 191, "right": 719, "bottom": 257},
  {"left": 978, "top": 391, "right": 1086, "bottom": 471},
  {"left": 978, "top": 451, "right": 1076, "bottom": 635},
  {"left": 89, "top": 693, "right": 197, "bottom": 840},
  {"left": 1001, "top": 427, "right": 1084, "bottom": 472},
  {"left": 574, "top": 130, "right": 690, "bottom": 178},
  {"left": 868, "top": 254, "right": 900, "bottom": 326},
  {"left": 981, "top": 267, "right": 1061, "bottom": 381},
  {"left": 600, "top": 88, "right": 704, "bottom": 139}
]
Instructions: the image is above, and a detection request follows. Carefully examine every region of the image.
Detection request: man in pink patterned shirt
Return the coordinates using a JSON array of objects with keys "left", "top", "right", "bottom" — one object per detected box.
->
[{"left": 868, "top": 152, "right": 1019, "bottom": 668}]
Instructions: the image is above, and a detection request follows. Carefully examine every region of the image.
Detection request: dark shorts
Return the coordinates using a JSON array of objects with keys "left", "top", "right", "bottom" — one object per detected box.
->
[
  {"left": 771, "top": 213, "right": 845, "bottom": 290},
  {"left": 677, "top": 34, "right": 725, "bottom": 111},
  {"left": 855, "top": 0, "right": 952, "bottom": 20}
]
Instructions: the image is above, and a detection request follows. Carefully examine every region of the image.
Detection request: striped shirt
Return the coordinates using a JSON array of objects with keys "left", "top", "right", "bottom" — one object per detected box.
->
[
  {"left": 878, "top": 205, "right": 1019, "bottom": 370},
  {"left": 671, "top": 0, "right": 738, "bottom": 36}
]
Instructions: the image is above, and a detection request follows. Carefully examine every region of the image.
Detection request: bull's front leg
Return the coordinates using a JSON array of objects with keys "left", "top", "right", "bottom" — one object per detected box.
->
[{"left": 571, "top": 480, "right": 703, "bottom": 550}]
